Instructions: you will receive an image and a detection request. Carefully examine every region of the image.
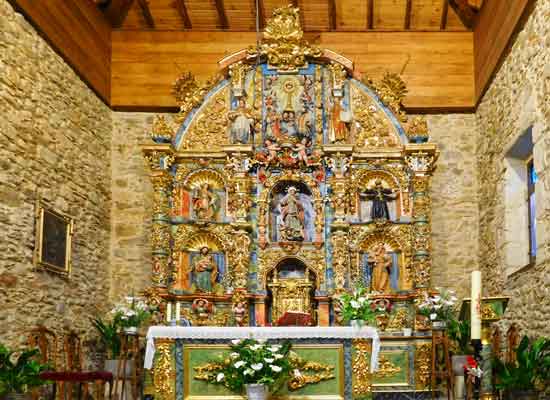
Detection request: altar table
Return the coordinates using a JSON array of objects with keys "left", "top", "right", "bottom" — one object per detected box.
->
[{"left": 144, "top": 326, "right": 380, "bottom": 400}]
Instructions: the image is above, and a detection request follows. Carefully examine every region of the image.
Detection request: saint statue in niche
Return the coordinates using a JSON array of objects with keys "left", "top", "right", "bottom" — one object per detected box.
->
[
  {"left": 191, "top": 247, "right": 218, "bottom": 292},
  {"left": 279, "top": 186, "right": 305, "bottom": 241},
  {"left": 329, "top": 97, "right": 351, "bottom": 143},
  {"left": 361, "top": 179, "right": 396, "bottom": 220},
  {"left": 228, "top": 97, "right": 255, "bottom": 144},
  {"left": 368, "top": 243, "right": 392, "bottom": 293},
  {"left": 192, "top": 183, "right": 219, "bottom": 220}
]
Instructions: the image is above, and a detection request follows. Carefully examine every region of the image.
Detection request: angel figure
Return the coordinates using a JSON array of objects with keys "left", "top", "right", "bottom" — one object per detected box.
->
[{"left": 361, "top": 179, "right": 396, "bottom": 220}]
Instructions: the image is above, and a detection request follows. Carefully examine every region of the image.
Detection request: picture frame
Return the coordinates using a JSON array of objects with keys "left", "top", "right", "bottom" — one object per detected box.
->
[{"left": 34, "top": 200, "right": 73, "bottom": 277}]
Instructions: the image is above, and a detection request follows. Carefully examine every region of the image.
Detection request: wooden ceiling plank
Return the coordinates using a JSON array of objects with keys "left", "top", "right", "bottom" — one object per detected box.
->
[
  {"left": 102, "top": 0, "right": 134, "bottom": 28},
  {"left": 136, "top": 0, "right": 155, "bottom": 28},
  {"left": 440, "top": 0, "right": 449, "bottom": 30},
  {"left": 257, "top": 0, "right": 266, "bottom": 30},
  {"left": 175, "top": 0, "right": 192, "bottom": 29},
  {"left": 367, "top": 0, "right": 374, "bottom": 29},
  {"left": 214, "top": 0, "right": 229, "bottom": 29},
  {"left": 448, "top": 0, "right": 476, "bottom": 30},
  {"left": 404, "top": 0, "right": 412, "bottom": 30},
  {"left": 328, "top": 0, "right": 336, "bottom": 31}
]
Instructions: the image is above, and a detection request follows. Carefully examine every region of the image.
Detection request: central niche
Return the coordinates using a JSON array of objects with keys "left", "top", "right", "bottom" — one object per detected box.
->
[
  {"left": 267, "top": 257, "right": 317, "bottom": 325},
  {"left": 269, "top": 181, "right": 314, "bottom": 242}
]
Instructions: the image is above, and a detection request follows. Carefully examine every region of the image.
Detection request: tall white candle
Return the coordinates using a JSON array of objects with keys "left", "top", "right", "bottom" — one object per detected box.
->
[
  {"left": 471, "top": 270, "right": 482, "bottom": 340},
  {"left": 166, "top": 302, "right": 172, "bottom": 322},
  {"left": 175, "top": 302, "right": 181, "bottom": 321}
]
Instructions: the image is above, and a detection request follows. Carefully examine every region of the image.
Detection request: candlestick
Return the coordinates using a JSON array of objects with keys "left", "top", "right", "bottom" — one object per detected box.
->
[
  {"left": 471, "top": 270, "right": 482, "bottom": 340},
  {"left": 175, "top": 302, "right": 181, "bottom": 322},
  {"left": 166, "top": 302, "right": 172, "bottom": 323}
]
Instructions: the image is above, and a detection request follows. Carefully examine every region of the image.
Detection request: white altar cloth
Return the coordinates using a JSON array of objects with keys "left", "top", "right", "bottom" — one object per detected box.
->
[{"left": 144, "top": 326, "right": 380, "bottom": 372}]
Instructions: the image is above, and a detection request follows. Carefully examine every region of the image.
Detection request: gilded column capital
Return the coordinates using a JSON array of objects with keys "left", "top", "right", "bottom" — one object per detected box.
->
[
  {"left": 404, "top": 144, "right": 439, "bottom": 175},
  {"left": 143, "top": 144, "right": 175, "bottom": 172}
]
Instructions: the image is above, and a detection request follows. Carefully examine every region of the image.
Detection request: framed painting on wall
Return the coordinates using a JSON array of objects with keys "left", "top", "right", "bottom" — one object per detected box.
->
[{"left": 34, "top": 200, "right": 73, "bottom": 277}]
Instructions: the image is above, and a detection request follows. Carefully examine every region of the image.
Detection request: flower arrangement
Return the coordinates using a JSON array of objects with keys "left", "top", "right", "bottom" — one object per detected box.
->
[
  {"left": 338, "top": 285, "right": 380, "bottom": 326},
  {"left": 110, "top": 296, "right": 152, "bottom": 329},
  {"left": 201, "top": 339, "right": 292, "bottom": 394},
  {"left": 463, "top": 355, "right": 483, "bottom": 383},
  {"left": 416, "top": 288, "right": 458, "bottom": 323}
]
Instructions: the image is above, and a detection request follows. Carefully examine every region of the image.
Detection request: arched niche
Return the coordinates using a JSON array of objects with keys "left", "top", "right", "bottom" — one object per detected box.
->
[
  {"left": 266, "top": 257, "right": 317, "bottom": 325},
  {"left": 171, "top": 232, "right": 228, "bottom": 295},
  {"left": 172, "top": 168, "right": 228, "bottom": 223}
]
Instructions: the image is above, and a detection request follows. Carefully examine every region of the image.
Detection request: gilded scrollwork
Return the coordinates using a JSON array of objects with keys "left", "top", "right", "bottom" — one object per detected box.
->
[
  {"left": 352, "top": 339, "right": 372, "bottom": 395},
  {"left": 229, "top": 61, "right": 249, "bottom": 97},
  {"left": 151, "top": 115, "right": 175, "bottom": 143},
  {"left": 178, "top": 86, "right": 229, "bottom": 151},
  {"left": 173, "top": 71, "right": 223, "bottom": 118},
  {"left": 287, "top": 352, "right": 336, "bottom": 390},
  {"left": 145, "top": 151, "right": 175, "bottom": 171},
  {"left": 406, "top": 116, "right": 429, "bottom": 141},
  {"left": 153, "top": 340, "right": 174, "bottom": 400},
  {"left": 415, "top": 343, "right": 432, "bottom": 389},
  {"left": 387, "top": 307, "right": 410, "bottom": 330},
  {"left": 249, "top": 5, "right": 322, "bottom": 72},
  {"left": 331, "top": 229, "right": 349, "bottom": 293},
  {"left": 373, "top": 355, "right": 402, "bottom": 379},
  {"left": 370, "top": 71, "right": 408, "bottom": 123},
  {"left": 351, "top": 83, "right": 401, "bottom": 149},
  {"left": 152, "top": 224, "right": 171, "bottom": 250}
]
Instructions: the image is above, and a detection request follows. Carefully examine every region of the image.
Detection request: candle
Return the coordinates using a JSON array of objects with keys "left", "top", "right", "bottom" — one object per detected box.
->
[
  {"left": 175, "top": 302, "right": 181, "bottom": 321},
  {"left": 471, "top": 270, "right": 482, "bottom": 340},
  {"left": 166, "top": 302, "right": 172, "bottom": 323}
]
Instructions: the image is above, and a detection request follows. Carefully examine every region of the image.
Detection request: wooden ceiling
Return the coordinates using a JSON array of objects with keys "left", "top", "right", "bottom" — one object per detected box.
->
[{"left": 96, "top": 0, "right": 483, "bottom": 32}]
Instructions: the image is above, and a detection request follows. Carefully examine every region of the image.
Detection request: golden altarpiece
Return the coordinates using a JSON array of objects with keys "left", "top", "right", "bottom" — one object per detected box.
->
[{"left": 142, "top": 6, "right": 439, "bottom": 397}]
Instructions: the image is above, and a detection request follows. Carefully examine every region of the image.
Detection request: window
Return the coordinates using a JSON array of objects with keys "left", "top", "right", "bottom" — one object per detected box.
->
[
  {"left": 527, "top": 158, "right": 537, "bottom": 263},
  {"left": 503, "top": 127, "right": 535, "bottom": 276}
]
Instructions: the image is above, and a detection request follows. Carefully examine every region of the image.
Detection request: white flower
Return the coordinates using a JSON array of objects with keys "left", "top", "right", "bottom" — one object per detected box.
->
[
  {"left": 433, "top": 304, "right": 442, "bottom": 310},
  {"left": 264, "top": 358, "right": 274, "bottom": 363},
  {"left": 216, "top": 373, "right": 224, "bottom": 382},
  {"left": 231, "top": 339, "right": 242, "bottom": 345},
  {"left": 268, "top": 345, "right": 281, "bottom": 352},
  {"left": 230, "top": 352, "right": 239, "bottom": 359},
  {"left": 350, "top": 300, "right": 360, "bottom": 309},
  {"left": 251, "top": 363, "right": 263, "bottom": 371},
  {"left": 244, "top": 368, "right": 254, "bottom": 376},
  {"left": 274, "top": 354, "right": 284, "bottom": 359},
  {"left": 358, "top": 297, "right": 367, "bottom": 304},
  {"left": 270, "top": 365, "right": 282, "bottom": 373},
  {"left": 250, "top": 344, "right": 262, "bottom": 351},
  {"left": 234, "top": 360, "right": 246, "bottom": 368},
  {"left": 257, "top": 339, "right": 267, "bottom": 344},
  {"left": 430, "top": 313, "right": 437, "bottom": 320}
]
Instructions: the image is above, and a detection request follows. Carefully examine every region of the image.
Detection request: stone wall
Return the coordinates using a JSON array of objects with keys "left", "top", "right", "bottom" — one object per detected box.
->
[
  {"left": 428, "top": 114, "right": 479, "bottom": 297},
  {"left": 0, "top": 0, "right": 112, "bottom": 352},
  {"left": 110, "top": 113, "right": 154, "bottom": 300},
  {"left": 476, "top": 0, "right": 550, "bottom": 336}
]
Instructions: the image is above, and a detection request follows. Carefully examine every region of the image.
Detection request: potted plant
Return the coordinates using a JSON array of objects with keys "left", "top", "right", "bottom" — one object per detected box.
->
[
  {"left": 0, "top": 343, "right": 49, "bottom": 400},
  {"left": 91, "top": 316, "right": 124, "bottom": 376},
  {"left": 448, "top": 318, "right": 473, "bottom": 398},
  {"left": 338, "top": 285, "right": 379, "bottom": 328},
  {"left": 416, "top": 288, "right": 457, "bottom": 330},
  {"left": 494, "top": 335, "right": 550, "bottom": 400},
  {"left": 110, "top": 296, "right": 152, "bottom": 335},
  {"left": 200, "top": 338, "right": 292, "bottom": 400}
]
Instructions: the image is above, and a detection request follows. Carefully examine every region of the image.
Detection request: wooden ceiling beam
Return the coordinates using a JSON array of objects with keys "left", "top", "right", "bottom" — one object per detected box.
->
[
  {"left": 175, "top": 0, "right": 192, "bottom": 29},
  {"left": 440, "top": 0, "right": 449, "bottom": 30},
  {"left": 137, "top": 0, "right": 154, "bottom": 28},
  {"left": 328, "top": 0, "right": 336, "bottom": 31},
  {"left": 448, "top": 0, "right": 476, "bottom": 29},
  {"left": 367, "top": 0, "right": 374, "bottom": 29},
  {"left": 257, "top": 0, "right": 265, "bottom": 30},
  {"left": 101, "top": 0, "right": 134, "bottom": 28},
  {"left": 404, "top": 0, "right": 412, "bottom": 30},
  {"left": 214, "top": 0, "right": 229, "bottom": 30}
]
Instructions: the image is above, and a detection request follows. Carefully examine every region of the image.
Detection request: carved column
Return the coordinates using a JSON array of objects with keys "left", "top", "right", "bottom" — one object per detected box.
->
[
  {"left": 405, "top": 145, "right": 438, "bottom": 289},
  {"left": 144, "top": 147, "right": 174, "bottom": 287},
  {"left": 331, "top": 227, "right": 350, "bottom": 293}
]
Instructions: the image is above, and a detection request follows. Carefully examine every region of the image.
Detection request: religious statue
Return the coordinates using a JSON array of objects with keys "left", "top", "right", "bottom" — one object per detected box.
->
[
  {"left": 232, "top": 301, "right": 247, "bottom": 326},
  {"left": 279, "top": 186, "right": 305, "bottom": 241},
  {"left": 192, "top": 183, "right": 219, "bottom": 220},
  {"left": 191, "top": 298, "right": 212, "bottom": 326},
  {"left": 191, "top": 247, "right": 218, "bottom": 293},
  {"left": 228, "top": 98, "right": 255, "bottom": 144},
  {"left": 361, "top": 179, "right": 396, "bottom": 220},
  {"left": 329, "top": 97, "right": 351, "bottom": 143},
  {"left": 368, "top": 243, "right": 392, "bottom": 293}
]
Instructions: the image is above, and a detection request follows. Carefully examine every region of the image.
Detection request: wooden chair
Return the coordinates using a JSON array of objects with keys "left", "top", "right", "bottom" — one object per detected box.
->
[
  {"left": 29, "top": 326, "right": 58, "bottom": 400},
  {"left": 38, "top": 330, "right": 113, "bottom": 400}
]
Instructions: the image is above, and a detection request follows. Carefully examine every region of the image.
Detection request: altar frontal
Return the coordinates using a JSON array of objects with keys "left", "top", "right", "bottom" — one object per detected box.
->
[{"left": 141, "top": 4, "right": 438, "bottom": 399}]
